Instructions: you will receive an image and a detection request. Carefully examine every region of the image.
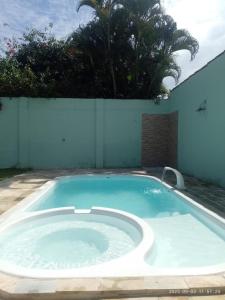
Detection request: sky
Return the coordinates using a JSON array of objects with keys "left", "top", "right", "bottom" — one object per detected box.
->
[
  {"left": 0, "top": 0, "right": 225, "bottom": 89},
  {"left": 162, "top": 0, "right": 225, "bottom": 88}
]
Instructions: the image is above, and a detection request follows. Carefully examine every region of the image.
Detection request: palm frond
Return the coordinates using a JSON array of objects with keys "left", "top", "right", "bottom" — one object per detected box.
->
[
  {"left": 77, "top": 0, "right": 99, "bottom": 12},
  {"left": 172, "top": 29, "right": 199, "bottom": 60}
]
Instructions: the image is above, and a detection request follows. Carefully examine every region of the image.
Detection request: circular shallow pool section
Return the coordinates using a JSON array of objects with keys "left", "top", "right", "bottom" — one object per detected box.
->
[{"left": 0, "top": 207, "right": 153, "bottom": 278}]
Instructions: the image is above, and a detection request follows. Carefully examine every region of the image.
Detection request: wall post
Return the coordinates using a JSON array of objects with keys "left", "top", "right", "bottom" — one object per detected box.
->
[
  {"left": 17, "top": 98, "right": 30, "bottom": 168},
  {"left": 95, "top": 99, "right": 104, "bottom": 168}
]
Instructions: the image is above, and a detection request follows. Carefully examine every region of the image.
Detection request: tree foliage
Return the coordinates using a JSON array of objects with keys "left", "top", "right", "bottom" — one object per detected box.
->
[{"left": 0, "top": 0, "right": 199, "bottom": 99}]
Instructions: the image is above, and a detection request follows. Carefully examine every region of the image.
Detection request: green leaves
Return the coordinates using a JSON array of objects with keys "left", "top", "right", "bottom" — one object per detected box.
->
[
  {"left": 0, "top": 59, "right": 37, "bottom": 96},
  {"left": 171, "top": 29, "right": 199, "bottom": 60},
  {"left": 77, "top": 0, "right": 99, "bottom": 12},
  {"left": 0, "top": 0, "right": 199, "bottom": 99},
  {"left": 74, "top": 0, "right": 199, "bottom": 99}
]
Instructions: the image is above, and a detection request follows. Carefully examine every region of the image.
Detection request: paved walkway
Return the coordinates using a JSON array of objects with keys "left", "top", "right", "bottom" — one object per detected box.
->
[
  {"left": 0, "top": 169, "right": 224, "bottom": 300},
  {"left": 106, "top": 297, "right": 225, "bottom": 300}
]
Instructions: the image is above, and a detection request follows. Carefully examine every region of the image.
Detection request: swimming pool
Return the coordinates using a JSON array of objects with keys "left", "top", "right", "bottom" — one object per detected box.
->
[{"left": 0, "top": 174, "right": 225, "bottom": 278}]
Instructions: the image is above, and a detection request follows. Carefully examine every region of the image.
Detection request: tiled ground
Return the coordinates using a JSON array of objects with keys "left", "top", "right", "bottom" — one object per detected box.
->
[{"left": 0, "top": 168, "right": 224, "bottom": 299}]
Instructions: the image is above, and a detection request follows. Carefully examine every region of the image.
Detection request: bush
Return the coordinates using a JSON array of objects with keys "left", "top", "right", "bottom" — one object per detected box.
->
[{"left": 0, "top": 1, "right": 199, "bottom": 99}]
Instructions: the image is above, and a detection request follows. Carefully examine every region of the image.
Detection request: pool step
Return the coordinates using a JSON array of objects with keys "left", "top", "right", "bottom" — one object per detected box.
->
[{"left": 145, "top": 214, "right": 225, "bottom": 268}]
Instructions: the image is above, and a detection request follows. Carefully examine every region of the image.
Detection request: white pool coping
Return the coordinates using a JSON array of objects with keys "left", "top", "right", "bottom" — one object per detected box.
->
[
  {"left": 0, "top": 173, "right": 225, "bottom": 278},
  {"left": 0, "top": 206, "right": 155, "bottom": 278}
]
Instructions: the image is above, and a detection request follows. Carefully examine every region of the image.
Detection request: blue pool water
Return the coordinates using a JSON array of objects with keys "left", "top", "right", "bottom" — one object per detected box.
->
[
  {"left": 29, "top": 175, "right": 191, "bottom": 218},
  {"left": 0, "top": 213, "right": 139, "bottom": 270},
  {"left": 25, "top": 175, "right": 225, "bottom": 270}
]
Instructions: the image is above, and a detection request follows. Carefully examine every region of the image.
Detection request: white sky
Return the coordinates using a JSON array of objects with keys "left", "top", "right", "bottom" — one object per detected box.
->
[
  {"left": 0, "top": 0, "right": 225, "bottom": 89},
  {"left": 162, "top": 0, "right": 225, "bottom": 88}
]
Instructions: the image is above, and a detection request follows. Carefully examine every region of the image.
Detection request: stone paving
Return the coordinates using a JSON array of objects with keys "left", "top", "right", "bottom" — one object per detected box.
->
[
  {"left": 0, "top": 168, "right": 224, "bottom": 299},
  {"left": 105, "top": 297, "right": 225, "bottom": 300}
]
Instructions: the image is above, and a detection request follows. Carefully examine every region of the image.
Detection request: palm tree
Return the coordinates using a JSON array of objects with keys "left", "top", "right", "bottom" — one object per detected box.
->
[
  {"left": 77, "top": 0, "right": 119, "bottom": 97},
  {"left": 119, "top": 0, "right": 199, "bottom": 97},
  {"left": 76, "top": 0, "right": 199, "bottom": 99}
]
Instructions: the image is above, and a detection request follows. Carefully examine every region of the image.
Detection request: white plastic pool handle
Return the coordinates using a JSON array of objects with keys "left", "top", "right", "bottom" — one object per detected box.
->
[{"left": 161, "top": 167, "right": 185, "bottom": 190}]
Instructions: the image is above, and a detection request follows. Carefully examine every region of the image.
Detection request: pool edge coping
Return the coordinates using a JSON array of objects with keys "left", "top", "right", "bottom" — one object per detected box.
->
[
  {"left": 1, "top": 173, "right": 225, "bottom": 277},
  {"left": 0, "top": 206, "right": 155, "bottom": 279},
  {"left": 0, "top": 172, "right": 225, "bottom": 298}
]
